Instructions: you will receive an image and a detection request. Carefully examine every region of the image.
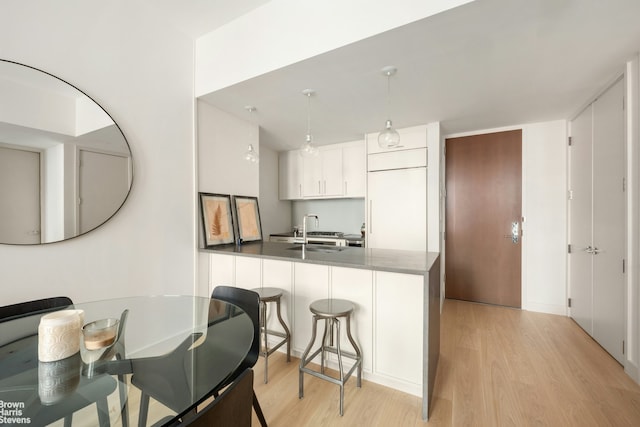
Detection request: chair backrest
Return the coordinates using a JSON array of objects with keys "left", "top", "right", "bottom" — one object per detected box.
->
[
  {"left": 186, "top": 368, "right": 253, "bottom": 427},
  {"left": 0, "top": 296, "right": 73, "bottom": 323},
  {"left": 211, "top": 286, "right": 260, "bottom": 367}
]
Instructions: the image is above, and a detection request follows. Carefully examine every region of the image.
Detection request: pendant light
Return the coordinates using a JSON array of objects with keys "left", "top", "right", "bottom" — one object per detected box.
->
[
  {"left": 378, "top": 66, "right": 400, "bottom": 149},
  {"left": 243, "top": 106, "right": 259, "bottom": 163},
  {"left": 301, "top": 89, "right": 319, "bottom": 156}
]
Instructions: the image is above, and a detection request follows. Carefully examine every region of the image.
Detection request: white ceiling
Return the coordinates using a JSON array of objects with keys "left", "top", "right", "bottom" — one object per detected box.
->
[{"left": 160, "top": 0, "right": 640, "bottom": 151}]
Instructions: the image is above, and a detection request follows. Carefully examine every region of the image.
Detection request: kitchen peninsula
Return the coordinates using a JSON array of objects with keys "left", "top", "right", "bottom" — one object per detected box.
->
[{"left": 202, "top": 241, "right": 440, "bottom": 420}]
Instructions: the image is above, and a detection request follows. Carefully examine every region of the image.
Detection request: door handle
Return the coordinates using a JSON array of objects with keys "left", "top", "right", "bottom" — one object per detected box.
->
[{"left": 502, "top": 221, "right": 519, "bottom": 244}]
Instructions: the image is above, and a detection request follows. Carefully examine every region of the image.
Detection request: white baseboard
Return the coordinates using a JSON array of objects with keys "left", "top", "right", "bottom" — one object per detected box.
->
[{"left": 523, "top": 301, "right": 567, "bottom": 316}]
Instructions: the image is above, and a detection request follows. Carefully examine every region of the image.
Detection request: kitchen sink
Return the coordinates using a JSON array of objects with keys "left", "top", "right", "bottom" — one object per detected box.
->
[{"left": 286, "top": 245, "right": 347, "bottom": 253}]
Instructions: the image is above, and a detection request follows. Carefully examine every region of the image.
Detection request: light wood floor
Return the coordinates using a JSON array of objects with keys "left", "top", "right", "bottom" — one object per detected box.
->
[
  {"left": 55, "top": 299, "right": 640, "bottom": 426},
  {"left": 250, "top": 299, "right": 640, "bottom": 426}
]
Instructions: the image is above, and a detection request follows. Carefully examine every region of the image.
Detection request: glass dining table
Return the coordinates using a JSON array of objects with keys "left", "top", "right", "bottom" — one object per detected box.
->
[{"left": 0, "top": 295, "right": 254, "bottom": 426}]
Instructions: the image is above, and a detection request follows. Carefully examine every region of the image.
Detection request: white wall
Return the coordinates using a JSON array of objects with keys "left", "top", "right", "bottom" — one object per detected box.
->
[
  {"left": 195, "top": 0, "right": 474, "bottom": 96},
  {"left": 292, "top": 199, "right": 365, "bottom": 235},
  {"left": 259, "top": 145, "right": 292, "bottom": 238},
  {"left": 521, "top": 120, "right": 568, "bottom": 315},
  {"left": 444, "top": 120, "right": 568, "bottom": 315},
  {"left": 0, "top": 0, "right": 197, "bottom": 304},
  {"left": 197, "top": 100, "right": 259, "bottom": 197}
]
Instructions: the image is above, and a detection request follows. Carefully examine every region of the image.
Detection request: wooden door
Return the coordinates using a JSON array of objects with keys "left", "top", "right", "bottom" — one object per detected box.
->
[
  {"left": 445, "top": 130, "right": 522, "bottom": 307},
  {"left": 0, "top": 146, "right": 41, "bottom": 244}
]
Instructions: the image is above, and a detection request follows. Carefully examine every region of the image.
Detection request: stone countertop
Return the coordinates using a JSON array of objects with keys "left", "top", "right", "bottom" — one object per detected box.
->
[{"left": 202, "top": 241, "right": 439, "bottom": 276}]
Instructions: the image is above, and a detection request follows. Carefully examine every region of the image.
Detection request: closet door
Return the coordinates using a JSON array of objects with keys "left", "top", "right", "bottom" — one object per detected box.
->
[
  {"left": 569, "top": 78, "right": 625, "bottom": 365},
  {"left": 592, "top": 79, "right": 625, "bottom": 365},
  {"left": 569, "top": 105, "right": 593, "bottom": 335}
]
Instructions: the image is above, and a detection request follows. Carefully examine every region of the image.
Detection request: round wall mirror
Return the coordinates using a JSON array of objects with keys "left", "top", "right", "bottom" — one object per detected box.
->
[{"left": 0, "top": 60, "right": 133, "bottom": 244}]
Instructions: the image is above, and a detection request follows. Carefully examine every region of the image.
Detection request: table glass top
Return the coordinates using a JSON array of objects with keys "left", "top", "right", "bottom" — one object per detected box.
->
[{"left": 0, "top": 295, "right": 253, "bottom": 426}]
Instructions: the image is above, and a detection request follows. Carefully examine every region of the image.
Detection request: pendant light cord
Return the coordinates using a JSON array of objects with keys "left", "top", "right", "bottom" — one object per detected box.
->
[
  {"left": 386, "top": 73, "right": 392, "bottom": 121},
  {"left": 306, "top": 92, "right": 312, "bottom": 137}
]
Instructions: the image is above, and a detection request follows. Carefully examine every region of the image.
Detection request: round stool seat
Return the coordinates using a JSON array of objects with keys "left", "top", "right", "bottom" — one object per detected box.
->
[
  {"left": 252, "top": 287, "right": 283, "bottom": 301},
  {"left": 309, "top": 299, "right": 354, "bottom": 318}
]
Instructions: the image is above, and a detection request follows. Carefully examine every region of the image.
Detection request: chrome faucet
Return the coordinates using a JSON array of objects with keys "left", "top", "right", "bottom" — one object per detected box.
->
[{"left": 302, "top": 214, "right": 319, "bottom": 245}]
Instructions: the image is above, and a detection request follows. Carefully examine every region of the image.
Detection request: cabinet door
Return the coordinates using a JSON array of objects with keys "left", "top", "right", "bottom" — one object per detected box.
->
[
  {"left": 263, "top": 259, "right": 293, "bottom": 344},
  {"left": 302, "top": 154, "right": 323, "bottom": 197},
  {"left": 366, "top": 124, "right": 427, "bottom": 155},
  {"left": 367, "top": 167, "right": 427, "bottom": 251},
  {"left": 321, "top": 148, "right": 343, "bottom": 196},
  {"left": 279, "top": 150, "right": 302, "bottom": 200},
  {"left": 374, "top": 271, "right": 423, "bottom": 385},
  {"left": 209, "top": 253, "right": 235, "bottom": 295},
  {"left": 330, "top": 266, "right": 373, "bottom": 372},
  {"left": 302, "top": 148, "right": 344, "bottom": 197},
  {"left": 293, "top": 263, "right": 329, "bottom": 353},
  {"left": 342, "top": 143, "right": 365, "bottom": 197},
  {"left": 235, "top": 256, "right": 261, "bottom": 290}
]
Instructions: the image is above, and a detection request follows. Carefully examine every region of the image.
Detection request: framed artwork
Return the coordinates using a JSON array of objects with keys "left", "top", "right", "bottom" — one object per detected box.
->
[
  {"left": 199, "top": 193, "right": 235, "bottom": 247},
  {"left": 233, "top": 195, "right": 262, "bottom": 242}
]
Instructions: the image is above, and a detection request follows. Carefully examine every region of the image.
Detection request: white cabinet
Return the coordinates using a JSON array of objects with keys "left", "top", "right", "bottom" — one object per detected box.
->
[
  {"left": 367, "top": 167, "right": 427, "bottom": 251},
  {"left": 374, "top": 271, "right": 423, "bottom": 385},
  {"left": 279, "top": 140, "right": 366, "bottom": 200},
  {"left": 292, "top": 262, "right": 330, "bottom": 353},
  {"left": 367, "top": 124, "right": 428, "bottom": 155},
  {"left": 366, "top": 125, "right": 427, "bottom": 251},
  {"left": 342, "top": 142, "right": 366, "bottom": 197},
  {"left": 209, "top": 253, "right": 235, "bottom": 295},
  {"left": 330, "top": 266, "right": 373, "bottom": 372},
  {"left": 207, "top": 252, "right": 428, "bottom": 399},
  {"left": 279, "top": 150, "right": 303, "bottom": 200},
  {"left": 235, "top": 256, "right": 261, "bottom": 290},
  {"left": 262, "top": 259, "right": 293, "bottom": 344},
  {"left": 302, "top": 147, "right": 343, "bottom": 197}
]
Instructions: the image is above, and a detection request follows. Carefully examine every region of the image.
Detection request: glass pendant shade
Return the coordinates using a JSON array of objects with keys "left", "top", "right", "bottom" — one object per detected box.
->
[
  {"left": 243, "top": 106, "right": 259, "bottom": 163},
  {"left": 244, "top": 144, "right": 259, "bottom": 163},
  {"left": 378, "top": 66, "right": 400, "bottom": 149},
  {"left": 300, "top": 89, "right": 318, "bottom": 156},
  {"left": 301, "top": 133, "right": 318, "bottom": 157},
  {"left": 378, "top": 119, "right": 400, "bottom": 148}
]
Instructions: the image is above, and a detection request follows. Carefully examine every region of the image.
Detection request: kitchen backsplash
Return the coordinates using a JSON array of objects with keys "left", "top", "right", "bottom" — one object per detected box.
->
[{"left": 291, "top": 199, "right": 365, "bottom": 235}]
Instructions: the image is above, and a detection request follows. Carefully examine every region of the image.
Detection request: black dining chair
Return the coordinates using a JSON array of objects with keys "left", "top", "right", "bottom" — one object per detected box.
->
[
  {"left": 130, "top": 332, "right": 203, "bottom": 427},
  {"left": 211, "top": 285, "right": 267, "bottom": 427},
  {"left": 185, "top": 368, "right": 253, "bottom": 427},
  {"left": 0, "top": 296, "right": 118, "bottom": 427},
  {"left": 0, "top": 296, "right": 73, "bottom": 322}
]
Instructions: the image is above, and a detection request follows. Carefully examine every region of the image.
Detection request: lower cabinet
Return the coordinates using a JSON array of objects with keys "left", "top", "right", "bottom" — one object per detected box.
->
[
  {"left": 235, "top": 256, "right": 261, "bottom": 290},
  {"left": 374, "top": 271, "right": 424, "bottom": 386},
  {"left": 208, "top": 253, "right": 235, "bottom": 295},
  {"left": 330, "top": 266, "right": 373, "bottom": 372},
  {"left": 262, "top": 259, "right": 293, "bottom": 346},
  {"left": 292, "top": 263, "right": 330, "bottom": 353},
  {"left": 208, "top": 254, "right": 425, "bottom": 396}
]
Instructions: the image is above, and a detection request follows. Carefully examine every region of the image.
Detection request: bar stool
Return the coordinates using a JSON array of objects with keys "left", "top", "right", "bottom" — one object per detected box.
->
[
  {"left": 298, "top": 298, "right": 362, "bottom": 416},
  {"left": 252, "top": 287, "right": 291, "bottom": 383}
]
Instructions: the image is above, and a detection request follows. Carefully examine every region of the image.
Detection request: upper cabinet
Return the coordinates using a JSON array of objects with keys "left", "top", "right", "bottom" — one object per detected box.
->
[
  {"left": 342, "top": 143, "right": 366, "bottom": 197},
  {"left": 278, "top": 150, "right": 303, "bottom": 200},
  {"left": 279, "top": 140, "right": 365, "bottom": 200},
  {"left": 303, "top": 147, "right": 343, "bottom": 197}
]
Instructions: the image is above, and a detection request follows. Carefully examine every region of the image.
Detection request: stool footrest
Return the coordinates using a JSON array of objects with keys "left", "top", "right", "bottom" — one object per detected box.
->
[{"left": 260, "top": 338, "right": 288, "bottom": 357}]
